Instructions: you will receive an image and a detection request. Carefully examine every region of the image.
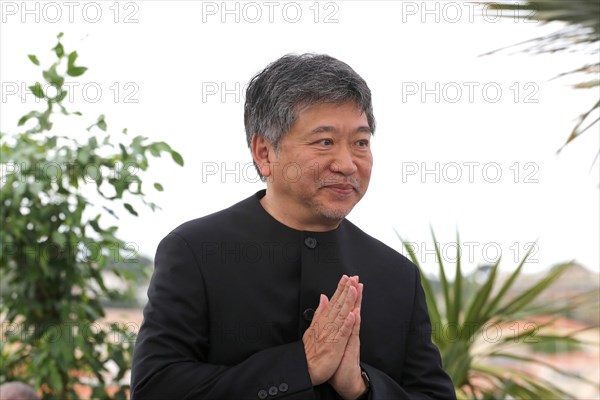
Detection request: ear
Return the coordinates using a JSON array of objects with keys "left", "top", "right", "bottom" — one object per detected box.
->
[{"left": 251, "top": 134, "right": 275, "bottom": 178}]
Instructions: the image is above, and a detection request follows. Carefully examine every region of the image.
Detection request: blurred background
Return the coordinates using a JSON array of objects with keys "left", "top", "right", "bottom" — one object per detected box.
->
[{"left": 1, "top": 1, "right": 598, "bottom": 398}]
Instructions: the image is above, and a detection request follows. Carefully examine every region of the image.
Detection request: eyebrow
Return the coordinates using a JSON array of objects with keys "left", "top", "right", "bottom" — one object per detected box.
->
[{"left": 309, "top": 126, "right": 372, "bottom": 134}]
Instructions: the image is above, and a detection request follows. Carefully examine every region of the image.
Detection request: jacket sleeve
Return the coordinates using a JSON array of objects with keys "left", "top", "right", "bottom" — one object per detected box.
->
[
  {"left": 130, "top": 232, "right": 314, "bottom": 400},
  {"left": 361, "top": 270, "right": 456, "bottom": 400}
]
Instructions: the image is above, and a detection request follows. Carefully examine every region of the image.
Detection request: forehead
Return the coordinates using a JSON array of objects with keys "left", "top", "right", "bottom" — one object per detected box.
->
[{"left": 292, "top": 102, "right": 369, "bottom": 129}]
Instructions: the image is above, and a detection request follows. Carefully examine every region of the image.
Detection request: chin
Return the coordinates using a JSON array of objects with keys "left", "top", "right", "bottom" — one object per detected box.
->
[{"left": 319, "top": 207, "right": 353, "bottom": 220}]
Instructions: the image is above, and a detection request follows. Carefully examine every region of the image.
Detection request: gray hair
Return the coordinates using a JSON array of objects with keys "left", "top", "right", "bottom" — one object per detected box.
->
[
  {"left": 244, "top": 53, "right": 376, "bottom": 179},
  {"left": 0, "top": 382, "right": 40, "bottom": 400}
]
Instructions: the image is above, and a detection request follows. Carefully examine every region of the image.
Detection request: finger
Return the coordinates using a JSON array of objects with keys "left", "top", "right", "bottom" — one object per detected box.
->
[
  {"left": 350, "top": 276, "right": 360, "bottom": 295},
  {"left": 306, "top": 296, "right": 333, "bottom": 346},
  {"left": 347, "top": 275, "right": 359, "bottom": 291},
  {"left": 327, "top": 278, "right": 351, "bottom": 320},
  {"left": 334, "top": 308, "right": 356, "bottom": 341},
  {"left": 348, "top": 309, "right": 361, "bottom": 363},
  {"left": 351, "top": 307, "right": 361, "bottom": 336},
  {"left": 328, "top": 275, "right": 349, "bottom": 308},
  {"left": 354, "top": 283, "right": 363, "bottom": 310},
  {"left": 333, "top": 285, "right": 357, "bottom": 326},
  {"left": 311, "top": 293, "right": 329, "bottom": 324}
]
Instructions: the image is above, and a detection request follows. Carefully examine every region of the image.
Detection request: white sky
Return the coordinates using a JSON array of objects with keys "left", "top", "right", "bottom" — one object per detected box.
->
[{"left": 1, "top": 1, "right": 599, "bottom": 278}]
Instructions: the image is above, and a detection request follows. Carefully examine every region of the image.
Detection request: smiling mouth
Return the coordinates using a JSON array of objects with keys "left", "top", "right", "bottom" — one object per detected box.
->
[{"left": 323, "top": 184, "right": 356, "bottom": 196}]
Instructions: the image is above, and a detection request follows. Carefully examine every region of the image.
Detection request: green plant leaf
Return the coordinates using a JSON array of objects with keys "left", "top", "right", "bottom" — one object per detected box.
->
[
  {"left": 28, "top": 54, "right": 40, "bottom": 65},
  {"left": 497, "top": 262, "right": 572, "bottom": 316},
  {"left": 462, "top": 257, "right": 501, "bottom": 340},
  {"left": 52, "top": 90, "right": 68, "bottom": 103},
  {"left": 482, "top": 244, "right": 533, "bottom": 317},
  {"left": 124, "top": 203, "right": 139, "bottom": 216},
  {"left": 67, "top": 51, "right": 88, "bottom": 77},
  {"left": 29, "top": 82, "right": 45, "bottom": 99},
  {"left": 483, "top": 0, "right": 600, "bottom": 161},
  {"left": 441, "top": 341, "right": 472, "bottom": 386},
  {"left": 171, "top": 150, "right": 184, "bottom": 166},
  {"left": 431, "top": 227, "right": 453, "bottom": 325},
  {"left": 451, "top": 231, "right": 462, "bottom": 327},
  {"left": 397, "top": 231, "right": 443, "bottom": 346},
  {"left": 87, "top": 114, "right": 108, "bottom": 132},
  {"left": 53, "top": 42, "right": 64, "bottom": 58},
  {"left": 18, "top": 111, "right": 41, "bottom": 126},
  {"left": 42, "top": 64, "right": 64, "bottom": 88}
]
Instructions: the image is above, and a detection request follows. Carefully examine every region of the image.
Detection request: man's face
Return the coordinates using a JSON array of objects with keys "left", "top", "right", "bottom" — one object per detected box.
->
[{"left": 263, "top": 101, "right": 373, "bottom": 230}]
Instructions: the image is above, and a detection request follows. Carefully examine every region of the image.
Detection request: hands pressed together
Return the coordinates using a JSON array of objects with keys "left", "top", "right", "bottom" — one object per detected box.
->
[{"left": 302, "top": 275, "right": 367, "bottom": 400}]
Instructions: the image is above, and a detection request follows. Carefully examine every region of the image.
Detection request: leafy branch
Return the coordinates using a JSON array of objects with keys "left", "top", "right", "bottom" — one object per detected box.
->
[{"left": 0, "top": 33, "right": 183, "bottom": 399}]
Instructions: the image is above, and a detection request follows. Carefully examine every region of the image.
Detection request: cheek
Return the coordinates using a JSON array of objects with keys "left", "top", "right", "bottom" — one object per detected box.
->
[
  {"left": 301, "top": 159, "right": 324, "bottom": 179},
  {"left": 358, "top": 156, "right": 373, "bottom": 173}
]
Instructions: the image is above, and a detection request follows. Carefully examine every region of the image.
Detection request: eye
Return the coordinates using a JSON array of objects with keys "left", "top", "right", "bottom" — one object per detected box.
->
[
  {"left": 356, "top": 139, "right": 370, "bottom": 147},
  {"left": 317, "top": 139, "right": 334, "bottom": 146}
]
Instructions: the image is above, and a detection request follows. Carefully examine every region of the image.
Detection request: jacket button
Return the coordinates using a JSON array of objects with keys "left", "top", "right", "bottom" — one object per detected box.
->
[
  {"left": 304, "top": 237, "right": 317, "bottom": 249},
  {"left": 303, "top": 308, "right": 315, "bottom": 321},
  {"left": 268, "top": 386, "right": 278, "bottom": 396},
  {"left": 257, "top": 389, "right": 268, "bottom": 399},
  {"left": 279, "top": 383, "right": 289, "bottom": 392}
]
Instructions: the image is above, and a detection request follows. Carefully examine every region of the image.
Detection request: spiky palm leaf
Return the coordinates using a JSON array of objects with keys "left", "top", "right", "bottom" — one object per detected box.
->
[
  {"left": 398, "top": 229, "right": 599, "bottom": 399},
  {"left": 485, "top": 0, "right": 599, "bottom": 162}
]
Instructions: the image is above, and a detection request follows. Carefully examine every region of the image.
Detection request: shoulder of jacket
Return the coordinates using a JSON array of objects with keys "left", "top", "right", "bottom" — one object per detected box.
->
[
  {"left": 342, "top": 219, "right": 418, "bottom": 272},
  {"left": 168, "top": 193, "right": 256, "bottom": 239}
]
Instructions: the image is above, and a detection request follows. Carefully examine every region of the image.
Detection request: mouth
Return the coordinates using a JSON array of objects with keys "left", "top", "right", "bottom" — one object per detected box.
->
[{"left": 323, "top": 183, "right": 356, "bottom": 196}]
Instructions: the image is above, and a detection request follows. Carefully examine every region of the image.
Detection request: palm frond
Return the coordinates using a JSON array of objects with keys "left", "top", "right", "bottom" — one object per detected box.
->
[
  {"left": 401, "top": 229, "right": 598, "bottom": 398},
  {"left": 484, "top": 0, "right": 600, "bottom": 157}
]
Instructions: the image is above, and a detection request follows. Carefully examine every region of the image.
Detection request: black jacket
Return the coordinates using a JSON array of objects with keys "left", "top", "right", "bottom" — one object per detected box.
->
[{"left": 131, "top": 190, "right": 456, "bottom": 399}]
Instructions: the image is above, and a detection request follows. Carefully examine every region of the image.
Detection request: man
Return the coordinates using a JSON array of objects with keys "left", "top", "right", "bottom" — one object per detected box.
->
[{"left": 131, "top": 54, "right": 456, "bottom": 399}]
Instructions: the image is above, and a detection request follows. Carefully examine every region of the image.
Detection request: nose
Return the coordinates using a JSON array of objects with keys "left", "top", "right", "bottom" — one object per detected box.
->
[{"left": 329, "top": 145, "right": 357, "bottom": 175}]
